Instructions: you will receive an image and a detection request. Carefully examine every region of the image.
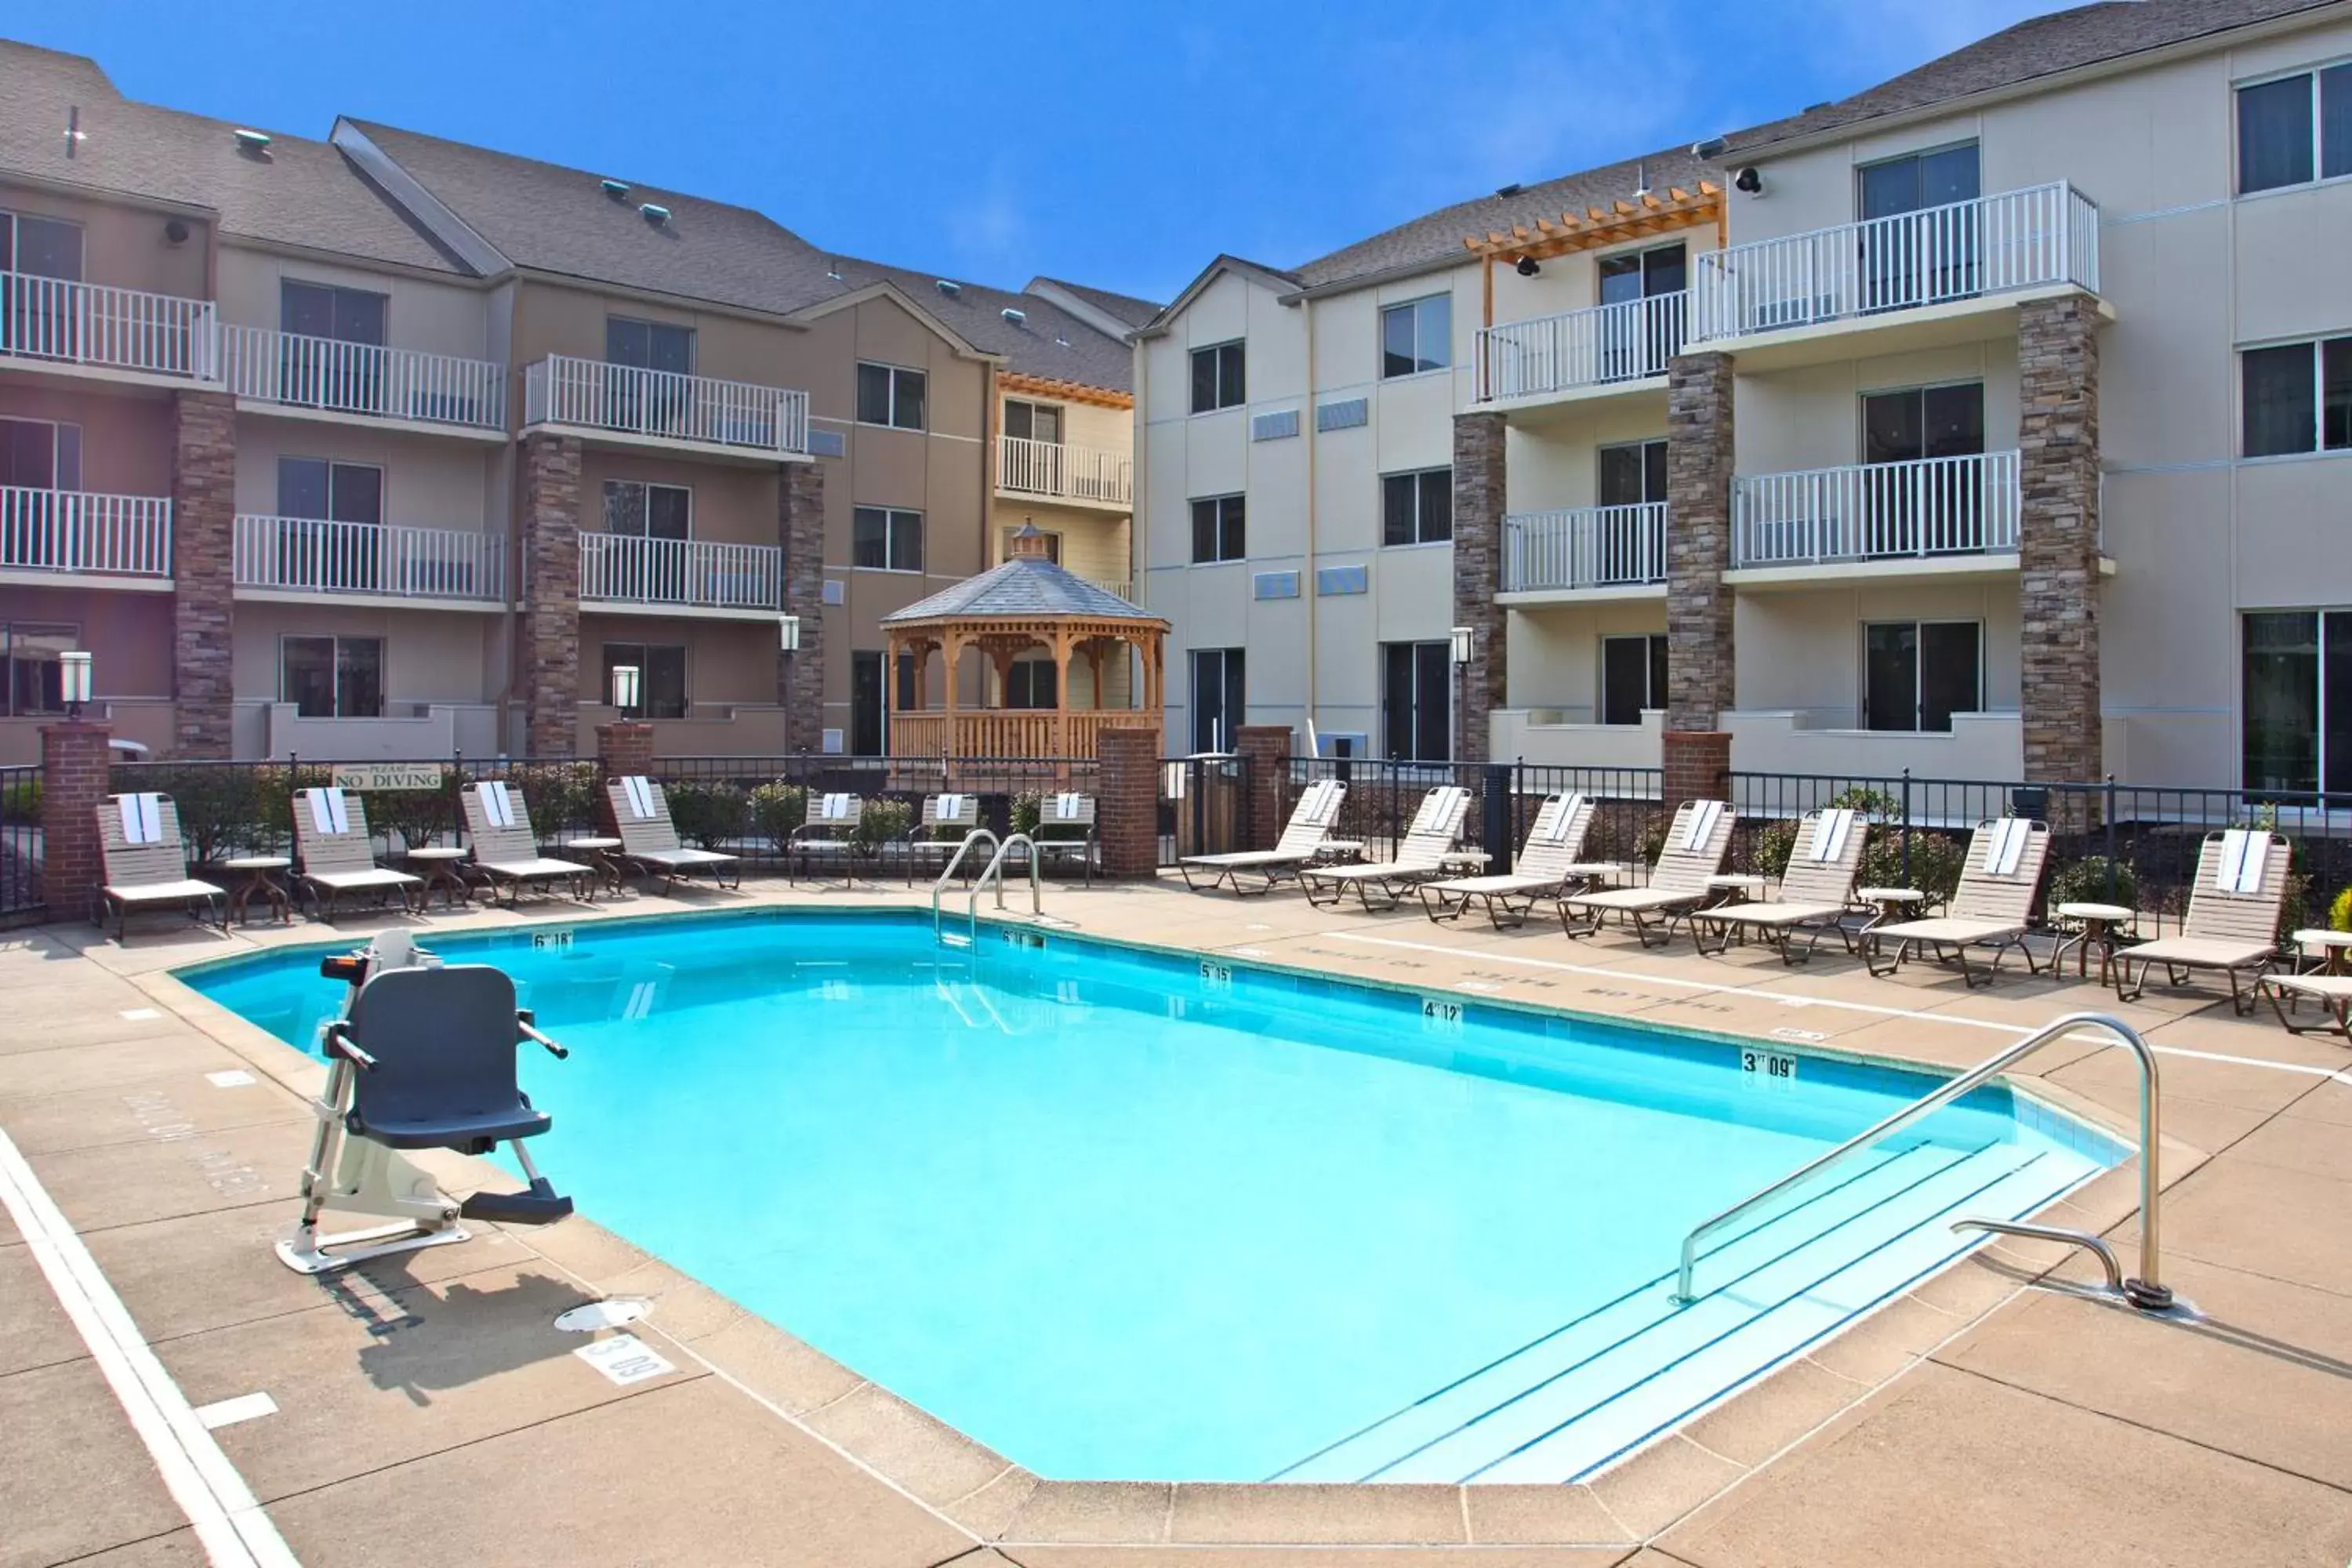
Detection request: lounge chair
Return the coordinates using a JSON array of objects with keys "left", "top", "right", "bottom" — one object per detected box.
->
[
  {"left": 96, "top": 792, "right": 226, "bottom": 940},
  {"left": 604, "top": 776, "right": 742, "bottom": 892},
  {"left": 1688, "top": 808, "right": 1868, "bottom": 963},
  {"left": 904, "top": 792, "right": 985, "bottom": 880},
  {"left": 2257, "top": 971, "right": 2352, "bottom": 1040},
  {"left": 789, "top": 792, "right": 866, "bottom": 885},
  {"left": 1033, "top": 791, "right": 1098, "bottom": 885},
  {"left": 458, "top": 782, "right": 595, "bottom": 905},
  {"left": 292, "top": 786, "right": 423, "bottom": 920},
  {"left": 1300, "top": 786, "right": 1473, "bottom": 910},
  {"left": 2112, "top": 829, "right": 2288, "bottom": 1014},
  {"left": 1418, "top": 793, "right": 1613, "bottom": 928},
  {"left": 1560, "top": 799, "right": 1735, "bottom": 946},
  {"left": 1864, "top": 818, "right": 2052, "bottom": 988},
  {"left": 1179, "top": 779, "right": 1351, "bottom": 895}
]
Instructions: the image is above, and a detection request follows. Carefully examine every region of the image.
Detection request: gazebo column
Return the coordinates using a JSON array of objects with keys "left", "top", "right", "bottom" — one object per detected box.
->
[
  {"left": 940, "top": 630, "right": 962, "bottom": 759},
  {"left": 1051, "top": 627, "right": 1074, "bottom": 758}
]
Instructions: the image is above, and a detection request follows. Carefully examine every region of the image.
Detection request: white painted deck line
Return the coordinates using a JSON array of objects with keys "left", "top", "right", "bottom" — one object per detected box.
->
[
  {"left": 0, "top": 1128, "right": 298, "bottom": 1568},
  {"left": 194, "top": 1392, "right": 278, "bottom": 1430}
]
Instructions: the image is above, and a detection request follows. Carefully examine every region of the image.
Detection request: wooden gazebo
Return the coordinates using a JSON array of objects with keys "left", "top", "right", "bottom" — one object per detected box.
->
[{"left": 882, "top": 529, "right": 1167, "bottom": 760}]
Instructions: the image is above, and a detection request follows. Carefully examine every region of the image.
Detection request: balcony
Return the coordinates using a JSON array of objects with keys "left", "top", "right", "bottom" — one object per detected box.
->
[
  {"left": 1475, "top": 292, "right": 1686, "bottom": 407},
  {"left": 578, "top": 532, "right": 782, "bottom": 617},
  {"left": 232, "top": 515, "right": 506, "bottom": 607},
  {"left": 524, "top": 355, "right": 811, "bottom": 461},
  {"left": 996, "top": 435, "right": 1134, "bottom": 507},
  {"left": 1691, "top": 183, "right": 2100, "bottom": 368},
  {"left": 0, "top": 271, "right": 217, "bottom": 384},
  {"left": 0, "top": 487, "right": 172, "bottom": 585},
  {"left": 1730, "top": 450, "right": 2022, "bottom": 583},
  {"left": 1502, "top": 503, "right": 1666, "bottom": 598},
  {"left": 220, "top": 327, "right": 506, "bottom": 437}
]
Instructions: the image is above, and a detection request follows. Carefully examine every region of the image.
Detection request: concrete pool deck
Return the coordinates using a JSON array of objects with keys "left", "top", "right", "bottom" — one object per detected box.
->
[{"left": 3, "top": 876, "right": 2350, "bottom": 1567}]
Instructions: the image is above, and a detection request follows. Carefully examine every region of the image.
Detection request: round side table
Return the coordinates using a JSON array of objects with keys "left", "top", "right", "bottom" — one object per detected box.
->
[
  {"left": 561, "top": 837, "right": 627, "bottom": 896},
  {"left": 1706, "top": 873, "right": 1768, "bottom": 908},
  {"left": 401, "top": 846, "right": 474, "bottom": 910},
  {"left": 1856, "top": 887, "right": 1929, "bottom": 930},
  {"left": 2292, "top": 928, "right": 2352, "bottom": 976},
  {"left": 220, "top": 855, "right": 292, "bottom": 926},
  {"left": 2055, "top": 900, "right": 2137, "bottom": 984}
]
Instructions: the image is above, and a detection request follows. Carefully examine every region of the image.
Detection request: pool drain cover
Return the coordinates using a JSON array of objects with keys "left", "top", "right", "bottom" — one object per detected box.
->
[{"left": 555, "top": 1298, "right": 651, "bottom": 1333}]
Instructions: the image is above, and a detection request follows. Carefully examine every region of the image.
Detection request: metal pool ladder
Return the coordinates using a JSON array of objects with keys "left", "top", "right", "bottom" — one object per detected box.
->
[
  {"left": 1672, "top": 1011, "right": 2172, "bottom": 1312},
  {"left": 930, "top": 829, "right": 1041, "bottom": 946}
]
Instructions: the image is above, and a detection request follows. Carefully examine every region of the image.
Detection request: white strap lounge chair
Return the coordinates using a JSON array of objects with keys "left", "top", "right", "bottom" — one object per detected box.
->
[
  {"left": 1033, "top": 791, "right": 1098, "bottom": 885},
  {"left": 1301, "top": 786, "right": 1473, "bottom": 910},
  {"left": 1688, "top": 808, "right": 1869, "bottom": 964},
  {"left": 604, "top": 776, "right": 742, "bottom": 892},
  {"left": 789, "top": 792, "right": 866, "bottom": 886},
  {"left": 2257, "top": 970, "right": 2352, "bottom": 1040},
  {"left": 905, "top": 793, "right": 985, "bottom": 878},
  {"left": 459, "top": 782, "right": 594, "bottom": 906},
  {"left": 2113, "top": 829, "right": 2288, "bottom": 1013},
  {"left": 1418, "top": 793, "right": 1613, "bottom": 928},
  {"left": 1179, "top": 779, "right": 1352, "bottom": 895},
  {"left": 96, "top": 792, "right": 225, "bottom": 940},
  {"left": 1864, "top": 818, "right": 2052, "bottom": 988},
  {"left": 1560, "top": 799, "right": 1735, "bottom": 946},
  {"left": 292, "top": 787, "right": 423, "bottom": 919}
]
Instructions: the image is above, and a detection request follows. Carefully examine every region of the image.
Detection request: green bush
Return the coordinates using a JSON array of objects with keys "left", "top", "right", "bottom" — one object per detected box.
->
[
  {"left": 1862, "top": 830, "right": 1966, "bottom": 901},
  {"left": 0, "top": 774, "right": 39, "bottom": 819},
  {"left": 2331, "top": 885, "right": 2352, "bottom": 934},
  {"left": 2049, "top": 855, "right": 2140, "bottom": 911},
  {"left": 748, "top": 782, "right": 808, "bottom": 852},
  {"left": 371, "top": 786, "right": 455, "bottom": 850},
  {"left": 666, "top": 780, "right": 749, "bottom": 849},
  {"left": 855, "top": 797, "right": 913, "bottom": 851},
  {"left": 1751, "top": 818, "right": 1799, "bottom": 878},
  {"left": 488, "top": 762, "right": 600, "bottom": 837},
  {"left": 1010, "top": 791, "right": 1042, "bottom": 837}
]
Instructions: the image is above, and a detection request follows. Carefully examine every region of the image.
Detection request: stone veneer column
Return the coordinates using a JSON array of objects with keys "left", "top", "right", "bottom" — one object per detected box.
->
[
  {"left": 593, "top": 721, "right": 655, "bottom": 832},
  {"left": 779, "top": 460, "right": 827, "bottom": 754},
  {"left": 40, "top": 719, "right": 112, "bottom": 919},
  {"left": 2017, "top": 294, "right": 2104, "bottom": 785},
  {"left": 1450, "top": 412, "right": 1508, "bottom": 762},
  {"left": 1235, "top": 723, "right": 1293, "bottom": 851},
  {"left": 521, "top": 433, "right": 584, "bottom": 757},
  {"left": 1663, "top": 352, "right": 1737, "bottom": 812},
  {"left": 1096, "top": 725, "right": 1162, "bottom": 879},
  {"left": 169, "top": 390, "right": 236, "bottom": 757}
]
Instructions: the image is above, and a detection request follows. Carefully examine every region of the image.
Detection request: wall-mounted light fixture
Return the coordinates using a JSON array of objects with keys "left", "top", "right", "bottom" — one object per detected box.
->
[
  {"left": 609, "top": 662, "right": 641, "bottom": 720},
  {"left": 779, "top": 614, "right": 801, "bottom": 653},
  {"left": 1450, "top": 626, "right": 1475, "bottom": 667},
  {"left": 1515, "top": 255, "right": 1541, "bottom": 278}
]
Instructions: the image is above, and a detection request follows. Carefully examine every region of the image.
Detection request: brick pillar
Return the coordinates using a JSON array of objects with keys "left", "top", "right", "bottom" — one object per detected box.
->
[
  {"left": 2018, "top": 295, "right": 2103, "bottom": 785},
  {"left": 1097, "top": 724, "right": 1161, "bottom": 879},
  {"left": 779, "top": 461, "right": 826, "bottom": 753},
  {"left": 41, "top": 720, "right": 113, "bottom": 920},
  {"left": 1451, "top": 412, "right": 1507, "bottom": 761},
  {"left": 1665, "top": 353, "right": 1736, "bottom": 735},
  {"left": 593, "top": 721, "right": 655, "bottom": 832},
  {"left": 1235, "top": 724, "right": 1292, "bottom": 851},
  {"left": 1662, "top": 729, "right": 1731, "bottom": 817},
  {"left": 170, "top": 390, "right": 235, "bottom": 757},
  {"left": 521, "top": 433, "right": 584, "bottom": 757}
]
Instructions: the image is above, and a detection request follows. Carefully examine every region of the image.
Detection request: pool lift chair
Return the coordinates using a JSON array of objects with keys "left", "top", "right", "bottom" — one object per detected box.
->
[{"left": 276, "top": 931, "right": 576, "bottom": 1276}]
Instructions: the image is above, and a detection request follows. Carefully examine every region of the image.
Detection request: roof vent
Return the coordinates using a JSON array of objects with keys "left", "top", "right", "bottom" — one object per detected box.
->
[
  {"left": 232, "top": 128, "right": 271, "bottom": 153},
  {"left": 601, "top": 178, "right": 630, "bottom": 199},
  {"left": 826, "top": 258, "right": 843, "bottom": 281},
  {"left": 935, "top": 279, "right": 961, "bottom": 296},
  {"left": 1054, "top": 334, "right": 1070, "bottom": 348},
  {"left": 1000, "top": 306, "right": 1026, "bottom": 325},
  {"left": 639, "top": 202, "right": 671, "bottom": 224},
  {"left": 1494, "top": 182, "right": 1523, "bottom": 198},
  {"left": 1804, "top": 100, "right": 1832, "bottom": 112}
]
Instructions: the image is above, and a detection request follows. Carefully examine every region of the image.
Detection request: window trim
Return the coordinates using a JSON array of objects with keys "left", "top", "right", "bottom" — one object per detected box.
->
[
  {"left": 1189, "top": 340, "right": 1247, "bottom": 414},
  {"left": 604, "top": 314, "right": 697, "bottom": 375},
  {"left": 2232, "top": 56, "right": 2352, "bottom": 197},
  {"left": 2240, "top": 606, "right": 2352, "bottom": 797},
  {"left": 2237, "top": 332, "right": 2352, "bottom": 459},
  {"left": 601, "top": 641, "right": 691, "bottom": 721},
  {"left": 1379, "top": 638, "right": 1454, "bottom": 762},
  {"left": 599, "top": 477, "right": 694, "bottom": 539},
  {"left": 1597, "top": 632, "right": 1669, "bottom": 727},
  {"left": 278, "top": 633, "right": 387, "bottom": 720},
  {"left": 1379, "top": 466, "right": 1454, "bottom": 547},
  {"left": 1595, "top": 438, "right": 1669, "bottom": 508},
  {"left": 1378, "top": 294, "right": 1453, "bottom": 381},
  {"left": 0, "top": 619, "right": 80, "bottom": 718},
  {"left": 1189, "top": 493, "right": 1247, "bottom": 564},
  {"left": 1858, "top": 618, "right": 1984, "bottom": 733},
  {"left": 1003, "top": 397, "right": 1063, "bottom": 445},
  {"left": 0, "top": 415, "right": 84, "bottom": 492},
  {"left": 851, "top": 505, "right": 926, "bottom": 573},
  {"left": 856, "top": 361, "right": 929, "bottom": 430},
  {"left": 0, "top": 208, "right": 86, "bottom": 281}
]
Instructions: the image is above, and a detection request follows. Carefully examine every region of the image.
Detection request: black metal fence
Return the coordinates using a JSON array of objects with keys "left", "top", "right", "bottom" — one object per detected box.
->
[{"left": 0, "top": 764, "right": 40, "bottom": 922}]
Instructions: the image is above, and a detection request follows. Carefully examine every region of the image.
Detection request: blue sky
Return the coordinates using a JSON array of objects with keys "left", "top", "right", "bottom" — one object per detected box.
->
[{"left": 22, "top": 0, "right": 2067, "bottom": 305}]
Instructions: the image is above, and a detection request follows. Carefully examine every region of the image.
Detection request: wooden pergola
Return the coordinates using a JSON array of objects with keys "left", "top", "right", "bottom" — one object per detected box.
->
[{"left": 882, "top": 534, "right": 1167, "bottom": 760}]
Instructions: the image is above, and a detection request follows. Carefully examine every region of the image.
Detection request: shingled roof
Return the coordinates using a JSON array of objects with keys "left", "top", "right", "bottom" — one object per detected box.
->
[
  {"left": 1030, "top": 276, "right": 1162, "bottom": 330},
  {"left": 825, "top": 256, "right": 1137, "bottom": 392},
  {"left": 882, "top": 555, "right": 1160, "bottom": 624},
  {"left": 1717, "top": 0, "right": 2339, "bottom": 155}
]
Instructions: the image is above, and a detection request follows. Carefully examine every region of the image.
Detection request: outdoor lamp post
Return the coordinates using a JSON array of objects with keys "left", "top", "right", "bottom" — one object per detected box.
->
[
  {"left": 779, "top": 614, "right": 801, "bottom": 653},
  {"left": 1449, "top": 626, "right": 1473, "bottom": 762},
  {"left": 59, "top": 650, "right": 93, "bottom": 720},
  {"left": 610, "top": 662, "right": 641, "bottom": 721}
]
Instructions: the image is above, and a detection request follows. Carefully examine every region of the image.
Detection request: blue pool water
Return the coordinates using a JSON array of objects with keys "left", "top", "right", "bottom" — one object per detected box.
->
[{"left": 184, "top": 913, "right": 2118, "bottom": 1483}]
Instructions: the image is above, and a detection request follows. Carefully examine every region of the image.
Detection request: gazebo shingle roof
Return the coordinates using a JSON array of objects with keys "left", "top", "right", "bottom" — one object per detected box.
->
[{"left": 882, "top": 556, "right": 1160, "bottom": 624}]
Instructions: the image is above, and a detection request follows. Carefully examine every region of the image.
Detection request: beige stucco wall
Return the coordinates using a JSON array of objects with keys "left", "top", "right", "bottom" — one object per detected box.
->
[
  {"left": 0, "top": 584, "right": 172, "bottom": 697},
  {"left": 215, "top": 246, "right": 492, "bottom": 358},
  {"left": 0, "top": 383, "right": 174, "bottom": 497},
  {"left": 0, "top": 180, "right": 212, "bottom": 300},
  {"left": 230, "top": 601, "right": 503, "bottom": 707},
  {"left": 232, "top": 419, "right": 500, "bottom": 534}
]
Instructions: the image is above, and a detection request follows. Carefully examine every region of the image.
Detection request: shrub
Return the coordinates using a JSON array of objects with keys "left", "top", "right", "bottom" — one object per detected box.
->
[
  {"left": 855, "top": 797, "right": 913, "bottom": 851},
  {"left": 666, "top": 780, "right": 749, "bottom": 849},
  {"left": 1861, "top": 829, "right": 1967, "bottom": 902},
  {"left": 2331, "top": 885, "right": 2352, "bottom": 934},
  {"left": 371, "top": 786, "right": 456, "bottom": 850},
  {"left": 1751, "top": 818, "right": 1799, "bottom": 879},
  {"left": 0, "top": 774, "right": 39, "bottom": 819},
  {"left": 2049, "top": 855, "right": 2140, "bottom": 911},
  {"left": 492, "top": 762, "right": 600, "bottom": 837},
  {"left": 748, "top": 782, "right": 808, "bottom": 852},
  {"left": 1010, "top": 791, "right": 1042, "bottom": 837}
]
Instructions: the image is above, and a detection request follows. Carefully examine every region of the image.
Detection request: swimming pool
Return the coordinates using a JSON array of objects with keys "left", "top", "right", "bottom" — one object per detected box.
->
[{"left": 184, "top": 911, "right": 2120, "bottom": 1483}]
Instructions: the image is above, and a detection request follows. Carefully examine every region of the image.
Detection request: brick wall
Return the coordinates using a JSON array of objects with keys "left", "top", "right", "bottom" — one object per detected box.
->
[
  {"left": 2017, "top": 295, "right": 2104, "bottom": 783},
  {"left": 1662, "top": 728, "right": 1730, "bottom": 818},
  {"left": 521, "top": 433, "right": 584, "bottom": 757},
  {"left": 169, "top": 390, "right": 235, "bottom": 757},
  {"left": 779, "top": 460, "right": 827, "bottom": 753},
  {"left": 1665, "top": 353, "right": 1737, "bottom": 732},
  {"left": 1235, "top": 724, "right": 1292, "bottom": 851},
  {"left": 593, "top": 722, "right": 655, "bottom": 832},
  {"left": 1450, "top": 412, "right": 1508, "bottom": 761},
  {"left": 1097, "top": 725, "right": 1162, "bottom": 879},
  {"left": 40, "top": 720, "right": 113, "bottom": 917}
]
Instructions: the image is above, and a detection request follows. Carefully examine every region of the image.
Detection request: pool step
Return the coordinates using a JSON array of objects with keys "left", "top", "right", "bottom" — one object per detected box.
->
[{"left": 1273, "top": 1136, "right": 2090, "bottom": 1486}]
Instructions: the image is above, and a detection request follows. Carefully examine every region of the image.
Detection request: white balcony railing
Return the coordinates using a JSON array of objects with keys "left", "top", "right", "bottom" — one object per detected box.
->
[
  {"left": 221, "top": 327, "right": 505, "bottom": 431},
  {"left": 0, "top": 270, "right": 218, "bottom": 379},
  {"left": 1733, "top": 450, "right": 2020, "bottom": 568},
  {"left": 1476, "top": 292, "right": 1687, "bottom": 401},
  {"left": 1502, "top": 502, "right": 1667, "bottom": 592},
  {"left": 996, "top": 435, "right": 1134, "bottom": 505},
  {"left": 1692, "top": 183, "right": 2099, "bottom": 343},
  {"left": 0, "top": 487, "right": 172, "bottom": 578},
  {"left": 233, "top": 514, "right": 506, "bottom": 601},
  {"left": 578, "top": 532, "right": 782, "bottom": 611},
  {"left": 525, "top": 355, "right": 810, "bottom": 456}
]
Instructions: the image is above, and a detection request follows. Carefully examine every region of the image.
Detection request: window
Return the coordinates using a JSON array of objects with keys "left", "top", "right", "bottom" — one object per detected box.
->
[
  {"left": 1190, "top": 494, "right": 1245, "bottom": 563},
  {"left": 1596, "top": 245, "right": 1686, "bottom": 378},
  {"left": 1381, "top": 641, "right": 1452, "bottom": 761},
  {"left": 1864, "top": 382, "right": 1985, "bottom": 464},
  {"left": 605, "top": 317, "right": 695, "bottom": 375},
  {"left": 1381, "top": 467, "right": 1452, "bottom": 546},
  {"left": 852, "top": 506, "right": 924, "bottom": 572},
  {"left": 856, "top": 362, "right": 927, "bottom": 430},
  {"left": 1004, "top": 654, "right": 1058, "bottom": 710},
  {"left": 1599, "top": 633, "right": 1669, "bottom": 727},
  {"left": 2241, "top": 336, "right": 2352, "bottom": 456},
  {"left": 1380, "top": 295, "right": 1451, "bottom": 379},
  {"left": 281, "top": 280, "right": 387, "bottom": 347},
  {"left": 1598, "top": 439, "right": 1668, "bottom": 508},
  {"left": 0, "top": 417, "right": 82, "bottom": 490},
  {"left": 278, "top": 457, "right": 383, "bottom": 524},
  {"left": 2243, "top": 611, "right": 2352, "bottom": 797},
  {"left": 1858, "top": 143, "right": 1981, "bottom": 309},
  {"left": 1860, "top": 383, "right": 1987, "bottom": 554},
  {"left": 1, "top": 622, "right": 75, "bottom": 717},
  {"left": 278, "top": 281, "right": 389, "bottom": 412},
  {"left": 1003, "top": 399, "right": 1062, "bottom": 444},
  {"left": 600, "top": 481, "right": 691, "bottom": 600},
  {"left": 2237, "top": 64, "right": 2352, "bottom": 194},
  {"left": 851, "top": 651, "right": 885, "bottom": 755},
  {"left": 601, "top": 642, "right": 688, "bottom": 721},
  {"left": 602, "top": 480, "right": 691, "bottom": 539},
  {"left": 280, "top": 636, "right": 384, "bottom": 719},
  {"left": 1189, "top": 341, "right": 1245, "bottom": 412},
  {"left": 0, "top": 209, "right": 84, "bottom": 280},
  {"left": 1863, "top": 621, "right": 1981, "bottom": 732},
  {"left": 1190, "top": 648, "right": 1245, "bottom": 752}
]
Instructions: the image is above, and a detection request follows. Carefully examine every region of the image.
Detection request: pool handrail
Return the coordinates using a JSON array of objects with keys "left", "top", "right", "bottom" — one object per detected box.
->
[
  {"left": 1672, "top": 1011, "right": 2171, "bottom": 1311},
  {"left": 966, "top": 832, "right": 1041, "bottom": 945},
  {"left": 931, "top": 828, "right": 1000, "bottom": 942}
]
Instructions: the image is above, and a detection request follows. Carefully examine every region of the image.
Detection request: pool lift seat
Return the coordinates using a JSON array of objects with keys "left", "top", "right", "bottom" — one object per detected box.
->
[{"left": 276, "top": 931, "right": 575, "bottom": 1276}]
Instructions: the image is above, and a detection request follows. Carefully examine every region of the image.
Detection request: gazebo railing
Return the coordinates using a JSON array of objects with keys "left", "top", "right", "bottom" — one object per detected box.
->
[{"left": 890, "top": 709, "right": 1146, "bottom": 760}]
